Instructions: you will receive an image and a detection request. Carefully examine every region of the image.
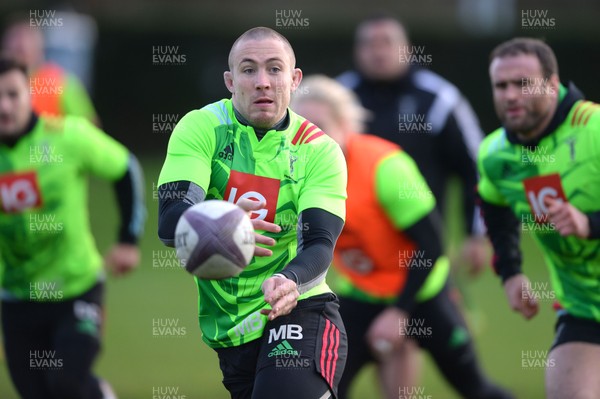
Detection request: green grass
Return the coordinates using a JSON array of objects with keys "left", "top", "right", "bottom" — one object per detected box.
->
[{"left": 0, "top": 160, "right": 553, "bottom": 398}]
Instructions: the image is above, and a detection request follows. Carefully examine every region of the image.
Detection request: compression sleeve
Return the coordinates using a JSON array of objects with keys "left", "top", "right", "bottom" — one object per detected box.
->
[
  {"left": 278, "top": 208, "right": 344, "bottom": 295},
  {"left": 374, "top": 150, "right": 441, "bottom": 313},
  {"left": 157, "top": 181, "right": 206, "bottom": 247},
  {"left": 478, "top": 196, "right": 522, "bottom": 282},
  {"left": 114, "top": 154, "right": 146, "bottom": 244},
  {"left": 394, "top": 213, "right": 444, "bottom": 313}
]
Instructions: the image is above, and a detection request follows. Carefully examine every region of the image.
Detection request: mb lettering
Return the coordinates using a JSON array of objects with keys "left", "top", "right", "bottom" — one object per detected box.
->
[
  {"left": 399, "top": 318, "right": 432, "bottom": 337},
  {"left": 152, "top": 386, "right": 187, "bottom": 399},
  {"left": 521, "top": 350, "right": 555, "bottom": 368},
  {"left": 152, "top": 46, "right": 186, "bottom": 65},
  {"left": 399, "top": 46, "right": 432, "bottom": 65},
  {"left": 268, "top": 324, "right": 303, "bottom": 344},
  {"left": 234, "top": 311, "right": 264, "bottom": 337},
  {"left": 29, "top": 350, "right": 63, "bottom": 369},
  {"left": 398, "top": 250, "right": 432, "bottom": 269},
  {"left": 521, "top": 10, "right": 556, "bottom": 28},
  {"left": 275, "top": 10, "right": 309, "bottom": 28},
  {"left": 398, "top": 113, "right": 432, "bottom": 133},
  {"left": 152, "top": 318, "right": 186, "bottom": 336}
]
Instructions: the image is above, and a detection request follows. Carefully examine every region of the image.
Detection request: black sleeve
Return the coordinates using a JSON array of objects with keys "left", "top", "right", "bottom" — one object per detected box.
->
[
  {"left": 114, "top": 154, "right": 145, "bottom": 245},
  {"left": 439, "top": 104, "right": 484, "bottom": 236},
  {"left": 157, "top": 180, "right": 206, "bottom": 247},
  {"left": 394, "top": 211, "right": 443, "bottom": 314},
  {"left": 586, "top": 211, "right": 600, "bottom": 239},
  {"left": 277, "top": 208, "right": 344, "bottom": 294},
  {"left": 478, "top": 196, "right": 522, "bottom": 283}
]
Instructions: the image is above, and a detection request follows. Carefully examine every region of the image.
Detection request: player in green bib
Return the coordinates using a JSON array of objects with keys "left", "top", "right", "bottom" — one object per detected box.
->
[
  {"left": 478, "top": 38, "right": 600, "bottom": 399},
  {"left": 158, "top": 27, "right": 348, "bottom": 399},
  {"left": 0, "top": 57, "right": 145, "bottom": 398}
]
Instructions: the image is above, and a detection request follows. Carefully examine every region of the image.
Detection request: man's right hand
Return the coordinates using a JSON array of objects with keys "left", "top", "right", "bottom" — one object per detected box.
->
[
  {"left": 237, "top": 198, "right": 281, "bottom": 257},
  {"left": 503, "top": 273, "right": 539, "bottom": 320}
]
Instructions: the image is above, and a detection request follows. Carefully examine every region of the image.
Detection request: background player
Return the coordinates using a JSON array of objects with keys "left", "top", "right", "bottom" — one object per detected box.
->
[
  {"left": 292, "top": 75, "right": 513, "bottom": 399},
  {"left": 478, "top": 37, "right": 600, "bottom": 399},
  {"left": 338, "top": 14, "right": 488, "bottom": 285},
  {"left": 0, "top": 57, "right": 145, "bottom": 398},
  {"left": 2, "top": 17, "right": 99, "bottom": 124},
  {"left": 157, "top": 27, "right": 348, "bottom": 399}
]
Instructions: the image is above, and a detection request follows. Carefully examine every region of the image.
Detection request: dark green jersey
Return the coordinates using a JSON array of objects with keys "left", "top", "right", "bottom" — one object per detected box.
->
[
  {"left": 158, "top": 99, "right": 347, "bottom": 348},
  {"left": 0, "top": 115, "right": 129, "bottom": 301},
  {"left": 478, "top": 87, "right": 600, "bottom": 322}
]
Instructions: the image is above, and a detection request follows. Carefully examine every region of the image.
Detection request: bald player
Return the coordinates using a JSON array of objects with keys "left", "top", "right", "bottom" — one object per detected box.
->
[{"left": 157, "top": 27, "right": 348, "bottom": 399}]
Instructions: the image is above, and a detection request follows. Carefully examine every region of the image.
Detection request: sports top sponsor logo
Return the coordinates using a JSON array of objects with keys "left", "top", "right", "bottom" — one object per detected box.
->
[
  {"left": 225, "top": 170, "right": 280, "bottom": 223},
  {"left": 0, "top": 171, "right": 43, "bottom": 213}
]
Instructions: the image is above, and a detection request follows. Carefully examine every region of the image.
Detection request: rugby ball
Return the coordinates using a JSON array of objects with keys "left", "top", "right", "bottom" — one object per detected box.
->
[{"left": 174, "top": 200, "right": 255, "bottom": 279}]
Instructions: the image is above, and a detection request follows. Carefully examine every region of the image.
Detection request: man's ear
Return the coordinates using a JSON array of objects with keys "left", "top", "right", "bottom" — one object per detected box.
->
[
  {"left": 224, "top": 71, "right": 234, "bottom": 94},
  {"left": 290, "top": 68, "right": 303, "bottom": 92}
]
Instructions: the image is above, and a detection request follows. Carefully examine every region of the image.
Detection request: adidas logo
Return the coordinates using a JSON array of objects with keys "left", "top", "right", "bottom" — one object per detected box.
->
[
  {"left": 268, "top": 340, "right": 299, "bottom": 357},
  {"left": 218, "top": 143, "right": 234, "bottom": 160}
]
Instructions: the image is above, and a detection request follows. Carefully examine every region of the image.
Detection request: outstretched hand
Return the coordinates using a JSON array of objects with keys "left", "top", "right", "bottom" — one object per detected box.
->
[{"left": 236, "top": 198, "right": 281, "bottom": 257}]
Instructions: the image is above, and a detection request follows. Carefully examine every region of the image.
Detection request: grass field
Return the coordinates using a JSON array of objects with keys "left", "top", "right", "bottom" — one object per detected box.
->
[{"left": 0, "top": 157, "right": 554, "bottom": 399}]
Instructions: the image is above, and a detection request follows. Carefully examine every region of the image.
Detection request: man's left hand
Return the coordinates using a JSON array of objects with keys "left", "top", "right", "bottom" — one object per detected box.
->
[{"left": 261, "top": 275, "right": 299, "bottom": 321}]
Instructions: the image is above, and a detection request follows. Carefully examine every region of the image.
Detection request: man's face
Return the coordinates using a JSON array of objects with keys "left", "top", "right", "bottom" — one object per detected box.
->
[
  {"left": 355, "top": 20, "right": 408, "bottom": 81},
  {"left": 224, "top": 37, "right": 302, "bottom": 129},
  {"left": 489, "top": 54, "right": 558, "bottom": 137},
  {"left": 0, "top": 69, "right": 32, "bottom": 137},
  {"left": 2, "top": 24, "right": 43, "bottom": 70}
]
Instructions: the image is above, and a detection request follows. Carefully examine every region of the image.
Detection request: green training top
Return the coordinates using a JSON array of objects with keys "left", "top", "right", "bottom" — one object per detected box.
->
[
  {"left": 478, "top": 90, "right": 600, "bottom": 322},
  {"left": 0, "top": 115, "right": 129, "bottom": 301},
  {"left": 158, "top": 99, "right": 347, "bottom": 348}
]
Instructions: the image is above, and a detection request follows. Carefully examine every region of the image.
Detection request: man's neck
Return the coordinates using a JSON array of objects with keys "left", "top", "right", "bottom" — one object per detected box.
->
[{"left": 233, "top": 107, "right": 289, "bottom": 140}]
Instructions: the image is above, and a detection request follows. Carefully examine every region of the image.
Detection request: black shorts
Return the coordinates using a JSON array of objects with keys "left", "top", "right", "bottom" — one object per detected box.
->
[
  {"left": 1, "top": 282, "right": 105, "bottom": 399},
  {"left": 215, "top": 293, "right": 347, "bottom": 399},
  {"left": 550, "top": 313, "right": 600, "bottom": 351}
]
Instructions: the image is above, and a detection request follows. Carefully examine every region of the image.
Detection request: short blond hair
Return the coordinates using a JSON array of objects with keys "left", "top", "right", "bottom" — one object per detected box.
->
[{"left": 291, "top": 74, "right": 370, "bottom": 133}]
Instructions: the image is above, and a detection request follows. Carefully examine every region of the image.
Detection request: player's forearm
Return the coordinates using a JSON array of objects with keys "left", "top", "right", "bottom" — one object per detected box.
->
[
  {"left": 478, "top": 197, "right": 522, "bottom": 282},
  {"left": 278, "top": 208, "right": 344, "bottom": 295},
  {"left": 114, "top": 154, "right": 146, "bottom": 245},
  {"left": 395, "top": 212, "right": 443, "bottom": 314},
  {"left": 157, "top": 181, "right": 205, "bottom": 247}
]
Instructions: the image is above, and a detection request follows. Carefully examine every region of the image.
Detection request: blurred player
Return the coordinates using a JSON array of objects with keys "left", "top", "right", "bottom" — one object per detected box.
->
[
  {"left": 157, "top": 27, "right": 347, "bottom": 399},
  {"left": 0, "top": 57, "right": 145, "bottom": 398},
  {"left": 479, "top": 37, "right": 600, "bottom": 399},
  {"left": 2, "top": 18, "right": 99, "bottom": 124},
  {"left": 338, "top": 14, "right": 488, "bottom": 278},
  {"left": 291, "top": 75, "right": 513, "bottom": 399}
]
